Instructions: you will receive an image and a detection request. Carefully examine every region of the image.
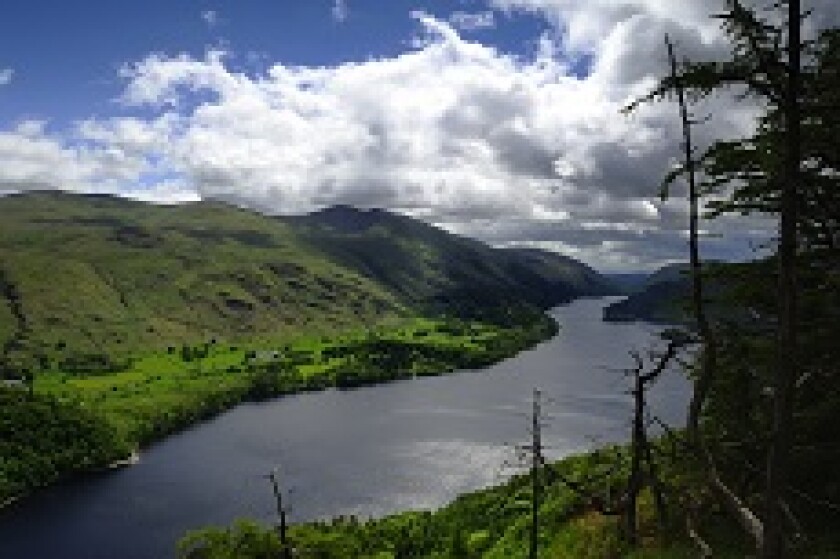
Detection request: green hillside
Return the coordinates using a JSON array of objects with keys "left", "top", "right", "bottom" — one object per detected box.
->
[
  {"left": 0, "top": 193, "right": 403, "bottom": 367},
  {"left": 0, "top": 192, "right": 613, "bottom": 370},
  {"left": 601, "top": 262, "right": 754, "bottom": 325},
  {"left": 602, "top": 264, "right": 691, "bottom": 324},
  {"left": 290, "top": 205, "right": 615, "bottom": 319}
]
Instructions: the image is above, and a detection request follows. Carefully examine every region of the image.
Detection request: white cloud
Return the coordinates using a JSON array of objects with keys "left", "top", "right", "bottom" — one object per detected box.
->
[
  {"left": 0, "top": 122, "right": 153, "bottom": 194},
  {"left": 118, "top": 50, "right": 234, "bottom": 108},
  {"left": 112, "top": 17, "right": 661, "bottom": 221},
  {"left": 14, "top": 119, "right": 46, "bottom": 137},
  {"left": 4, "top": 1, "right": 835, "bottom": 269},
  {"left": 0, "top": 68, "right": 13, "bottom": 86},
  {"left": 331, "top": 0, "right": 348, "bottom": 23},
  {"left": 201, "top": 10, "right": 219, "bottom": 28},
  {"left": 449, "top": 11, "right": 496, "bottom": 31},
  {"left": 490, "top": 0, "right": 840, "bottom": 62}
]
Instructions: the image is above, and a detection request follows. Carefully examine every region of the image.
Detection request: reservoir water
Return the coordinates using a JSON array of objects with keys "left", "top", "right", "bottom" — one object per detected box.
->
[{"left": 0, "top": 297, "right": 689, "bottom": 559}]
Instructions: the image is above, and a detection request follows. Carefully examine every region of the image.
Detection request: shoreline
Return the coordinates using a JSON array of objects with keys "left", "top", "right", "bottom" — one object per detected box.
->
[{"left": 1, "top": 310, "right": 560, "bottom": 510}]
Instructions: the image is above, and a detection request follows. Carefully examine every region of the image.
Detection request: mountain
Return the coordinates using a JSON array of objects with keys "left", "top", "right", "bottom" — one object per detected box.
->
[
  {"left": 290, "top": 205, "right": 616, "bottom": 317},
  {"left": 0, "top": 192, "right": 406, "bottom": 367},
  {"left": 602, "top": 263, "right": 690, "bottom": 323},
  {"left": 0, "top": 192, "right": 614, "bottom": 365},
  {"left": 602, "top": 261, "right": 772, "bottom": 326},
  {"left": 604, "top": 272, "right": 655, "bottom": 294}
]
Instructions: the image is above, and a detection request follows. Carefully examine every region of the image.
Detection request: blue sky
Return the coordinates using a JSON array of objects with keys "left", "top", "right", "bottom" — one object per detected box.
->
[{"left": 0, "top": 0, "right": 551, "bottom": 129}]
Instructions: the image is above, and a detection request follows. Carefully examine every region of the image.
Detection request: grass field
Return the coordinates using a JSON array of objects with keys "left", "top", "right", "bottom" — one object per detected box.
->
[{"left": 34, "top": 316, "right": 522, "bottom": 442}]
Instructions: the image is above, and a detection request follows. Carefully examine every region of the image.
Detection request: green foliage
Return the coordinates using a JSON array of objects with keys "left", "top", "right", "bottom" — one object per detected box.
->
[
  {"left": 624, "top": 3, "right": 840, "bottom": 554},
  {"left": 293, "top": 207, "right": 615, "bottom": 321},
  {"left": 0, "top": 193, "right": 404, "bottom": 362},
  {"left": 178, "top": 520, "right": 283, "bottom": 559},
  {"left": 0, "top": 388, "right": 130, "bottom": 503}
]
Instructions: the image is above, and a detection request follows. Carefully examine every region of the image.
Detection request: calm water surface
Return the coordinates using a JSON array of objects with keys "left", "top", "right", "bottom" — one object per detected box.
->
[{"left": 0, "top": 297, "right": 689, "bottom": 559}]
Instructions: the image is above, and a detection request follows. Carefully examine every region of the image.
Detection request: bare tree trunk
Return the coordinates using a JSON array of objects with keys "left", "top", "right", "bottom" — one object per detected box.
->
[
  {"left": 763, "top": 1, "right": 801, "bottom": 556},
  {"left": 530, "top": 388, "right": 541, "bottom": 559},
  {"left": 626, "top": 365, "right": 645, "bottom": 546},
  {"left": 665, "top": 35, "right": 718, "bottom": 444},
  {"left": 687, "top": 502, "right": 713, "bottom": 558},
  {"left": 708, "top": 455, "right": 764, "bottom": 547},
  {"left": 625, "top": 343, "right": 680, "bottom": 545},
  {"left": 268, "top": 470, "right": 291, "bottom": 559}
]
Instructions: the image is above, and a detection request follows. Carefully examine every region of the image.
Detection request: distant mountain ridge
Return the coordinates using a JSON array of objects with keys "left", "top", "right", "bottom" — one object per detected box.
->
[
  {"left": 604, "top": 272, "right": 650, "bottom": 295},
  {"left": 603, "top": 261, "right": 762, "bottom": 325},
  {"left": 602, "top": 263, "right": 691, "bottom": 323},
  {"left": 0, "top": 192, "right": 616, "bottom": 364},
  {"left": 293, "top": 205, "right": 616, "bottom": 316}
]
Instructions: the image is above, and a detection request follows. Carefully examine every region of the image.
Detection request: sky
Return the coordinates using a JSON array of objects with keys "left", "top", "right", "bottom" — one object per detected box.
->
[{"left": 1, "top": 0, "right": 838, "bottom": 271}]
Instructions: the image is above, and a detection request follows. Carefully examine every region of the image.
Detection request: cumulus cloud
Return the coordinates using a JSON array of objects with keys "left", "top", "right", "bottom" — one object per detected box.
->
[
  {"left": 0, "top": 68, "right": 13, "bottom": 86},
  {"left": 0, "top": 120, "right": 154, "bottom": 194},
  {"left": 491, "top": 0, "right": 839, "bottom": 67},
  {"left": 2, "top": 2, "right": 836, "bottom": 269},
  {"left": 108, "top": 14, "right": 683, "bottom": 226}
]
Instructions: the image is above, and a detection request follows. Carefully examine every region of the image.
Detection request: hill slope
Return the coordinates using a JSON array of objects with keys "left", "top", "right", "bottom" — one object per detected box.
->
[
  {"left": 601, "top": 262, "right": 751, "bottom": 325},
  {"left": 290, "top": 205, "right": 615, "bottom": 319},
  {"left": 0, "top": 192, "right": 613, "bottom": 369},
  {"left": 0, "top": 193, "right": 402, "bottom": 368},
  {"left": 602, "top": 264, "right": 690, "bottom": 323}
]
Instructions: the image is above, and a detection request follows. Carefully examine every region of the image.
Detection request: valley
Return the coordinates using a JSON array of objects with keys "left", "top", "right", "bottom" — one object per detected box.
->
[{"left": 0, "top": 192, "right": 603, "bottom": 507}]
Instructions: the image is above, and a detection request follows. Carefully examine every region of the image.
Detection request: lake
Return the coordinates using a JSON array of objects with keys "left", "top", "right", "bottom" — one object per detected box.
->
[{"left": 0, "top": 297, "right": 689, "bottom": 559}]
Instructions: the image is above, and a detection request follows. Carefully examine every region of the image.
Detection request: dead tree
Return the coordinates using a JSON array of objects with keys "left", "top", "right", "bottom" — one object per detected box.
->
[
  {"left": 525, "top": 340, "right": 683, "bottom": 548},
  {"left": 266, "top": 468, "right": 291, "bottom": 559},
  {"left": 665, "top": 34, "right": 719, "bottom": 446},
  {"left": 516, "top": 387, "right": 619, "bottom": 557},
  {"left": 623, "top": 337, "right": 683, "bottom": 544},
  {"left": 530, "top": 388, "right": 541, "bottom": 559},
  {"left": 512, "top": 388, "right": 546, "bottom": 559}
]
